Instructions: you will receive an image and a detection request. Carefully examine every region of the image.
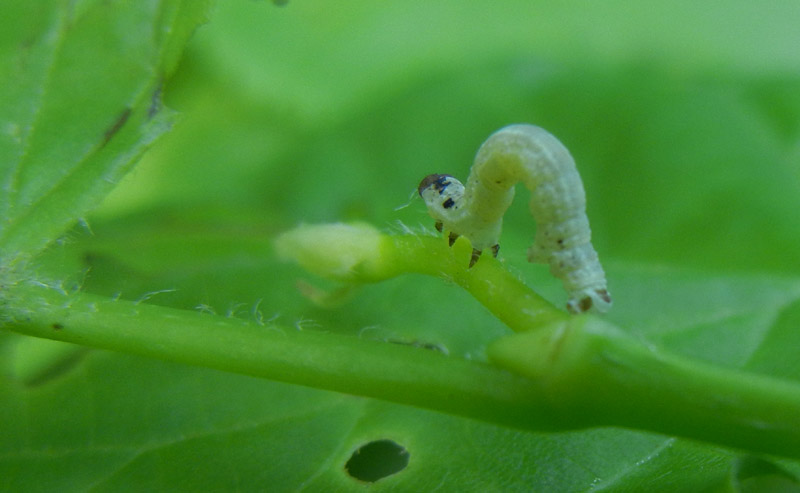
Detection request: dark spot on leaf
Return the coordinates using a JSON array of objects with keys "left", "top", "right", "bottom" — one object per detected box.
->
[
  {"left": 345, "top": 439, "right": 409, "bottom": 483},
  {"left": 52, "top": 323, "right": 64, "bottom": 330},
  {"left": 442, "top": 197, "right": 455, "bottom": 209},
  {"left": 82, "top": 251, "right": 99, "bottom": 266},
  {"left": 101, "top": 107, "right": 132, "bottom": 147}
]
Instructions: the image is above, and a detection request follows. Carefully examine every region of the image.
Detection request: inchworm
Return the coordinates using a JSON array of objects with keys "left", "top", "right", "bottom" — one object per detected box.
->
[{"left": 418, "top": 124, "right": 611, "bottom": 314}]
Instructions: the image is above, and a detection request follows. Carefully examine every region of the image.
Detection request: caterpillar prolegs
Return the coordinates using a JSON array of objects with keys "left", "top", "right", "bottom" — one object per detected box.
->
[{"left": 418, "top": 124, "right": 612, "bottom": 314}]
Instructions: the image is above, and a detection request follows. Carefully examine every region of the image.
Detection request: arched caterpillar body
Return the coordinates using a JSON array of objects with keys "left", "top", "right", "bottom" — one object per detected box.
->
[{"left": 418, "top": 124, "right": 611, "bottom": 314}]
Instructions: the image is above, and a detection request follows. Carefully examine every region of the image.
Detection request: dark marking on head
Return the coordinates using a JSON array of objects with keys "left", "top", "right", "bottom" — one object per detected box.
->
[
  {"left": 442, "top": 198, "right": 455, "bottom": 209},
  {"left": 490, "top": 244, "right": 500, "bottom": 257},
  {"left": 434, "top": 221, "right": 443, "bottom": 232},
  {"left": 52, "top": 323, "right": 64, "bottom": 330},
  {"left": 101, "top": 107, "right": 132, "bottom": 148},
  {"left": 597, "top": 289, "right": 611, "bottom": 303},
  {"left": 448, "top": 232, "right": 459, "bottom": 246},
  {"left": 578, "top": 297, "right": 593, "bottom": 312},
  {"left": 418, "top": 174, "right": 453, "bottom": 196},
  {"left": 469, "top": 249, "right": 481, "bottom": 268}
]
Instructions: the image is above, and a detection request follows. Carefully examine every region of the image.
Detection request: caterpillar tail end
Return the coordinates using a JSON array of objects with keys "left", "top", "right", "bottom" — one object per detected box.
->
[{"left": 566, "top": 288, "right": 612, "bottom": 314}]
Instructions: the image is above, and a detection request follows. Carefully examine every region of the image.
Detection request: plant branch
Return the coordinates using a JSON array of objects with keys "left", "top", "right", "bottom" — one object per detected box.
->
[
  {"left": 0, "top": 280, "right": 565, "bottom": 432},
  {"left": 274, "top": 222, "right": 569, "bottom": 331},
  {"left": 4, "top": 224, "right": 800, "bottom": 459},
  {"left": 277, "top": 223, "right": 800, "bottom": 458},
  {"left": 489, "top": 318, "right": 800, "bottom": 458}
]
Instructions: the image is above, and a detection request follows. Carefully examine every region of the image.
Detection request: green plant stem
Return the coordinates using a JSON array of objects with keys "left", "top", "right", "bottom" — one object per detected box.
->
[
  {"left": 389, "top": 229, "right": 800, "bottom": 456},
  {"left": 0, "top": 281, "right": 564, "bottom": 431},
  {"left": 6, "top": 226, "right": 800, "bottom": 459},
  {"left": 274, "top": 223, "right": 568, "bottom": 331},
  {"left": 490, "top": 318, "right": 800, "bottom": 458},
  {"left": 389, "top": 234, "right": 570, "bottom": 330},
  {"left": 275, "top": 224, "right": 800, "bottom": 458}
]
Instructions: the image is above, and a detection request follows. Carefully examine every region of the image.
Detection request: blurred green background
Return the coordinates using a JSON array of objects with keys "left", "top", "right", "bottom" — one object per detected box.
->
[
  {"left": 79, "top": 0, "right": 800, "bottom": 349},
  {"left": 101, "top": 0, "right": 800, "bottom": 271},
  {"left": 6, "top": 0, "right": 800, "bottom": 490}
]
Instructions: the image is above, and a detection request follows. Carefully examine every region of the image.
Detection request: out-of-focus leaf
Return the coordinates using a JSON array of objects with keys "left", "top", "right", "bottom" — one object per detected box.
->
[{"left": 0, "top": 0, "right": 212, "bottom": 265}]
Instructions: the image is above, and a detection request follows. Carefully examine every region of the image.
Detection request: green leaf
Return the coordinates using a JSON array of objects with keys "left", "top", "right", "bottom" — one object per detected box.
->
[
  {"left": 3, "top": 0, "right": 800, "bottom": 491},
  {"left": 0, "top": 0, "right": 211, "bottom": 266}
]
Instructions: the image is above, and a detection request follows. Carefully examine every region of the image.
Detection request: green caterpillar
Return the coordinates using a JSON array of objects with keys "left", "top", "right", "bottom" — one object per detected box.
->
[{"left": 418, "top": 124, "right": 611, "bottom": 314}]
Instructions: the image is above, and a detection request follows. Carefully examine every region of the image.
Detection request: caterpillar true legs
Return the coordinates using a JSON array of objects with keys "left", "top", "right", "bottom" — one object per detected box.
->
[{"left": 418, "top": 124, "right": 612, "bottom": 314}]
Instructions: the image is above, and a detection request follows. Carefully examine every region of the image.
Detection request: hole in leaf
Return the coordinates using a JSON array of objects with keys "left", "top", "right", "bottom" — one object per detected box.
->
[{"left": 345, "top": 439, "right": 409, "bottom": 483}]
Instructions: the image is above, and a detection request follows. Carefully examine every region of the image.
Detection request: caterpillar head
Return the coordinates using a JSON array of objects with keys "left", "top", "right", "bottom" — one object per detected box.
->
[{"left": 418, "top": 174, "right": 465, "bottom": 224}]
